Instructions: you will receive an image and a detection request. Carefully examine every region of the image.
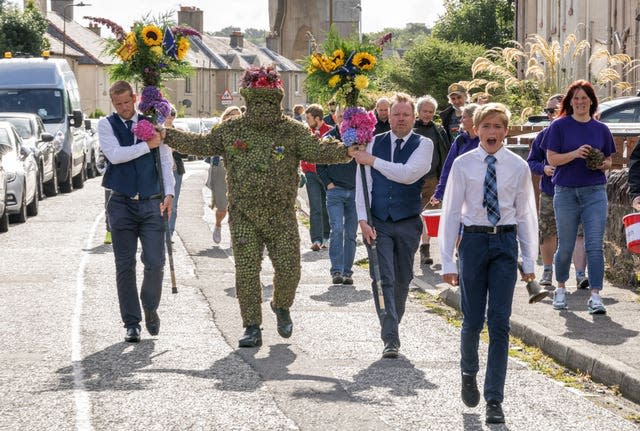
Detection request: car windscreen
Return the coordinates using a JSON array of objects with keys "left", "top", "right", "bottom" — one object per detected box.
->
[
  {"left": 0, "top": 89, "right": 65, "bottom": 124},
  {"left": 0, "top": 118, "right": 32, "bottom": 139}
]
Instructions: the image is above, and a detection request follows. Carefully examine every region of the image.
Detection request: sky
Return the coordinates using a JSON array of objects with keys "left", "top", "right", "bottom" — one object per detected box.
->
[{"left": 61, "top": 0, "right": 445, "bottom": 35}]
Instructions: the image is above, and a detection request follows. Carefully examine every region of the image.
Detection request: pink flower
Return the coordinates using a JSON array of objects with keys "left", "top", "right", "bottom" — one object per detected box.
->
[{"left": 133, "top": 119, "right": 156, "bottom": 141}]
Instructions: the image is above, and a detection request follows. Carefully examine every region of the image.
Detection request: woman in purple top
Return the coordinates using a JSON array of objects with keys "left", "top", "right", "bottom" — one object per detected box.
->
[
  {"left": 545, "top": 80, "right": 615, "bottom": 315},
  {"left": 430, "top": 103, "right": 480, "bottom": 205}
]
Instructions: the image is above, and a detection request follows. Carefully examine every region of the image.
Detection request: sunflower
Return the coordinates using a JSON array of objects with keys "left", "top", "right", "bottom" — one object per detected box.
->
[
  {"left": 354, "top": 74, "right": 369, "bottom": 90},
  {"left": 141, "top": 25, "right": 163, "bottom": 47},
  {"left": 328, "top": 75, "right": 341, "bottom": 88},
  {"left": 116, "top": 32, "right": 138, "bottom": 61},
  {"left": 352, "top": 52, "right": 376, "bottom": 71},
  {"left": 332, "top": 49, "right": 345, "bottom": 67},
  {"left": 176, "top": 37, "right": 190, "bottom": 60}
]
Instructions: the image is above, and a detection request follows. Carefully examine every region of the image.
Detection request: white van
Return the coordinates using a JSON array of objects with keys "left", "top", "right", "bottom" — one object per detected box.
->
[{"left": 0, "top": 56, "right": 86, "bottom": 193}]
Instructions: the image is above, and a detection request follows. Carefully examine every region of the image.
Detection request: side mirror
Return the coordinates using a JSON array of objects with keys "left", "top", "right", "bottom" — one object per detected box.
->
[
  {"left": 19, "top": 145, "right": 29, "bottom": 159},
  {"left": 40, "top": 132, "right": 54, "bottom": 142},
  {"left": 69, "top": 110, "right": 83, "bottom": 128}
]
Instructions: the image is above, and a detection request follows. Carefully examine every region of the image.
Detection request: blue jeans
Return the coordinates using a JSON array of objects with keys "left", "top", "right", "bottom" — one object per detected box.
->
[
  {"left": 107, "top": 194, "right": 166, "bottom": 329},
  {"left": 553, "top": 185, "right": 607, "bottom": 290},
  {"left": 305, "top": 172, "right": 329, "bottom": 243},
  {"left": 459, "top": 230, "right": 518, "bottom": 403},
  {"left": 169, "top": 171, "right": 183, "bottom": 237},
  {"left": 326, "top": 187, "right": 358, "bottom": 276}
]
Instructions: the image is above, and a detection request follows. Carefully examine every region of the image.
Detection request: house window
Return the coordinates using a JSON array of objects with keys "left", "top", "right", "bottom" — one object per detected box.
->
[
  {"left": 232, "top": 72, "right": 239, "bottom": 93},
  {"left": 185, "top": 76, "right": 192, "bottom": 94},
  {"left": 294, "top": 74, "right": 300, "bottom": 94}
]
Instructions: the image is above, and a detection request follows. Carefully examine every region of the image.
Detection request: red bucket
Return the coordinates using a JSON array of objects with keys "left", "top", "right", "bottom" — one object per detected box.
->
[
  {"left": 421, "top": 209, "right": 442, "bottom": 237},
  {"left": 623, "top": 213, "right": 640, "bottom": 254}
]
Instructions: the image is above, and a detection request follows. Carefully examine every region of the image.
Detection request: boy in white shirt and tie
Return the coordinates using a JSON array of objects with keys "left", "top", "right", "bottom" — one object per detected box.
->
[{"left": 439, "top": 103, "right": 538, "bottom": 424}]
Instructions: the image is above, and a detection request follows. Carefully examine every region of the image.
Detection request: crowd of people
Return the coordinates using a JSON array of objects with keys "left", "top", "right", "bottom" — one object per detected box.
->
[{"left": 98, "top": 72, "right": 621, "bottom": 425}]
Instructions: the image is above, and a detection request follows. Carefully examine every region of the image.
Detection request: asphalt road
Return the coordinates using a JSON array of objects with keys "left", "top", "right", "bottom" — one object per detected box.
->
[{"left": 0, "top": 160, "right": 638, "bottom": 430}]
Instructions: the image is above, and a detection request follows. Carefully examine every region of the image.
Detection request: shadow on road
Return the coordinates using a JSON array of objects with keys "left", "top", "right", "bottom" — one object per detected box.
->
[
  {"left": 310, "top": 285, "right": 373, "bottom": 307},
  {"left": 54, "top": 340, "right": 161, "bottom": 391}
]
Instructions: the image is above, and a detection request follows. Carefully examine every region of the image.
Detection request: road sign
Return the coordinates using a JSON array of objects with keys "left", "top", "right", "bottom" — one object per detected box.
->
[{"left": 221, "top": 89, "right": 233, "bottom": 105}]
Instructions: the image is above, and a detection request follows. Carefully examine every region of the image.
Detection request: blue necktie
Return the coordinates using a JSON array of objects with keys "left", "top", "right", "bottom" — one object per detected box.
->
[
  {"left": 125, "top": 120, "right": 133, "bottom": 131},
  {"left": 393, "top": 138, "right": 403, "bottom": 162},
  {"left": 483, "top": 154, "right": 500, "bottom": 226}
]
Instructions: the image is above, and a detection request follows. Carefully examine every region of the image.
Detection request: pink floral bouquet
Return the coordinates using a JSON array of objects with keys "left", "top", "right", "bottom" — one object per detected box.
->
[
  {"left": 339, "top": 107, "right": 377, "bottom": 147},
  {"left": 240, "top": 65, "right": 283, "bottom": 89}
]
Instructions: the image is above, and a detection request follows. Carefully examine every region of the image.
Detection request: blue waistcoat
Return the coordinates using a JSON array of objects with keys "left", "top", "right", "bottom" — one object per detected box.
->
[
  {"left": 102, "top": 113, "right": 160, "bottom": 198},
  {"left": 370, "top": 132, "right": 425, "bottom": 222}
]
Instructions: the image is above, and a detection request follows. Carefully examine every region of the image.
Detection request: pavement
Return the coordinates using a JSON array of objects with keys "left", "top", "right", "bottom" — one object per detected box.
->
[{"left": 296, "top": 182, "right": 640, "bottom": 406}]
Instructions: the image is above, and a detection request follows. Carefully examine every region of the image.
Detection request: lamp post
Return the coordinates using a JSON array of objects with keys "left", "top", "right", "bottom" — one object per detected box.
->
[{"left": 62, "top": 2, "right": 92, "bottom": 58}]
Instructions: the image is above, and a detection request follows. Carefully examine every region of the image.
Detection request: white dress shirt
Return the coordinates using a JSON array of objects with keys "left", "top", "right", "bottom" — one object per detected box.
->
[
  {"left": 355, "top": 131, "right": 433, "bottom": 222},
  {"left": 98, "top": 114, "right": 175, "bottom": 196},
  {"left": 438, "top": 145, "right": 538, "bottom": 274}
]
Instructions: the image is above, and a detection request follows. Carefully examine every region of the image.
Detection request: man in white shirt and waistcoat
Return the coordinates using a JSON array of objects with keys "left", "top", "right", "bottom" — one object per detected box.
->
[{"left": 353, "top": 92, "right": 433, "bottom": 359}]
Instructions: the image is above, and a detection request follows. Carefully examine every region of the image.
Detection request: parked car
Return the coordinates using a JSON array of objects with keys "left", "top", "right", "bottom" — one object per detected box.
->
[
  {"left": 201, "top": 117, "right": 220, "bottom": 133},
  {"left": 0, "top": 121, "right": 38, "bottom": 222},
  {"left": 173, "top": 117, "right": 206, "bottom": 134},
  {"left": 0, "top": 112, "right": 56, "bottom": 198},
  {"left": 0, "top": 141, "right": 9, "bottom": 232},
  {"left": 83, "top": 118, "right": 100, "bottom": 178}
]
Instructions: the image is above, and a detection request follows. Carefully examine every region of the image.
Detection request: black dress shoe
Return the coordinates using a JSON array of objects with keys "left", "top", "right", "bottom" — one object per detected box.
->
[
  {"left": 486, "top": 401, "right": 505, "bottom": 424},
  {"left": 238, "top": 325, "right": 262, "bottom": 347},
  {"left": 270, "top": 302, "right": 293, "bottom": 338},
  {"left": 461, "top": 374, "right": 480, "bottom": 407},
  {"left": 144, "top": 309, "right": 160, "bottom": 336},
  {"left": 124, "top": 327, "right": 140, "bottom": 343},
  {"left": 382, "top": 341, "right": 399, "bottom": 358}
]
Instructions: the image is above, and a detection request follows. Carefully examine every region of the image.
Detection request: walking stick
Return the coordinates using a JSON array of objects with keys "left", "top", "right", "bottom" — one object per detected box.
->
[
  {"left": 154, "top": 147, "right": 178, "bottom": 294},
  {"left": 360, "top": 164, "right": 386, "bottom": 315}
]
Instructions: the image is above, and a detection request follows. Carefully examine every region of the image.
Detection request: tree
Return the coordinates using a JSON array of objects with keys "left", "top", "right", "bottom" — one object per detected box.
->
[
  {"left": 0, "top": 0, "right": 49, "bottom": 55},
  {"left": 431, "top": 0, "right": 514, "bottom": 48},
  {"left": 381, "top": 37, "right": 484, "bottom": 106}
]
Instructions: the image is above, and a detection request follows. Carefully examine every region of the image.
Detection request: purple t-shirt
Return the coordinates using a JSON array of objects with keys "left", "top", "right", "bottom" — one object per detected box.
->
[{"left": 543, "top": 116, "right": 615, "bottom": 187}]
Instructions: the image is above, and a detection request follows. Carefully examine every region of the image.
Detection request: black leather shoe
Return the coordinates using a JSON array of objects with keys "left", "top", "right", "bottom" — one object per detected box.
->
[
  {"left": 382, "top": 341, "right": 399, "bottom": 358},
  {"left": 486, "top": 401, "right": 505, "bottom": 424},
  {"left": 238, "top": 325, "right": 262, "bottom": 347},
  {"left": 461, "top": 374, "right": 480, "bottom": 407},
  {"left": 144, "top": 309, "right": 160, "bottom": 336},
  {"left": 270, "top": 302, "right": 293, "bottom": 338},
  {"left": 124, "top": 327, "right": 140, "bottom": 343}
]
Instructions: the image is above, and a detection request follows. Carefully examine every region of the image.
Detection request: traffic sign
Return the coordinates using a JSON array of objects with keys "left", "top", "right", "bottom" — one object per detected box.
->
[{"left": 221, "top": 89, "right": 233, "bottom": 105}]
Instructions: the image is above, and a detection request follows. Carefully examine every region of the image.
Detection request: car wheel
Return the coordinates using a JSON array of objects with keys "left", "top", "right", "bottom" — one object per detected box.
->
[
  {"left": 10, "top": 183, "right": 27, "bottom": 223},
  {"left": 37, "top": 163, "right": 45, "bottom": 200},
  {"left": 44, "top": 160, "right": 59, "bottom": 197},
  {"left": 60, "top": 161, "right": 72, "bottom": 193},
  {"left": 72, "top": 158, "right": 86, "bottom": 189},
  {"left": 0, "top": 206, "right": 8, "bottom": 233},
  {"left": 26, "top": 185, "right": 38, "bottom": 216}
]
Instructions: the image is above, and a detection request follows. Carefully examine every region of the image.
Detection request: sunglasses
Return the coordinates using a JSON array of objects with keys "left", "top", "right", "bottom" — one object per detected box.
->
[{"left": 543, "top": 108, "right": 556, "bottom": 114}]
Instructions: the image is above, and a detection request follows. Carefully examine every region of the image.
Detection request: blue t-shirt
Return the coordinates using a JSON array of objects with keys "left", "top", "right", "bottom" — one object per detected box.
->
[{"left": 543, "top": 116, "right": 615, "bottom": 187}]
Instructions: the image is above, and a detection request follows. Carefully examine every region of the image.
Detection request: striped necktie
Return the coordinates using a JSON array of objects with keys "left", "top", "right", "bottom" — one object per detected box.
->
[{"left": 483, "top": 154, "right": 500, "bottom": 226}]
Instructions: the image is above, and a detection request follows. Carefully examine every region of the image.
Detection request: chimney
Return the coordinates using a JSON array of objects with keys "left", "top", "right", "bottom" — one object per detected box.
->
[
  {"left": 51, "top": 0, "right": 75, "bottom": 20},
  {"left": 177, "top": 6, "right": 203, "bottom": 34},
  {"left": 87, "top": 23, "right": 101, "bottom": 36},
  {"left": 230, "top": 31, "right": 244, "bottom": 50}
]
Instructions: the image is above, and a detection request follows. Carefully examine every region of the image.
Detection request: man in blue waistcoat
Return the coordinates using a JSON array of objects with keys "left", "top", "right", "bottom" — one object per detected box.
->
[
  {"left": 353, "top": 93, "right": 433, "bottom": 358},
  {"left": 98, "top": 80, "right": 175, "bottom": 343}
]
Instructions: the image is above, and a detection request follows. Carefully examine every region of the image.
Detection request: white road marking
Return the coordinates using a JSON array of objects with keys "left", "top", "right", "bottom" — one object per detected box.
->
[{"left": 72, "top": 211, "right": 102, "bottom": 431}]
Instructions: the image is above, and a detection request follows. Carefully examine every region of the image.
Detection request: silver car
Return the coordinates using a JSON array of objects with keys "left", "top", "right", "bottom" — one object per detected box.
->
[
  {"left": 0, "top": 141, "right": 9, "bottom": 232},
  {"left": 0, "top": 121, "right": 38, "bottom": 222}
]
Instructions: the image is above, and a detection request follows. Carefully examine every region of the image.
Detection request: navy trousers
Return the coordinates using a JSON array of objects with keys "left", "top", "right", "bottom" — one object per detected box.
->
[
  {"left": 368, "top": 215, "right": 422, "bottom": 345},
  {"left": 107, "top": 194, "right": 166, "bottom": 330},
  {"left": 458, "top": 230, "right": 518, "bottom": 403}
]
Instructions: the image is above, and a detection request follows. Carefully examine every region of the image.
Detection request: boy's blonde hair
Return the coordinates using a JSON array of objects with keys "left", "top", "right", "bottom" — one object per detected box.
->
[{"left": 472, "top": 102, "right": 511, "bottom": 128}]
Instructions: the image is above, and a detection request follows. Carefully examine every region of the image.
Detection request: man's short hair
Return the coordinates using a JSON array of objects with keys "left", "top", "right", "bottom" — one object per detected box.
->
[
  {"left": 305, "top": 103, "right": 324, "bottom": 119},
  {"left": 109, "top": 80, "right": 134, "bottom": 98},
  {"left": 416, "top": 95, "right": 438, "bottom": 113},
  {"left": 375, "top": 97, "right": 390, "bottom": 108},
  {"left": 390, "top": 93, "right": 415, "bottom": 113},
  {"left": 473, "top": 102, "right": 511, "bottom": 128}
]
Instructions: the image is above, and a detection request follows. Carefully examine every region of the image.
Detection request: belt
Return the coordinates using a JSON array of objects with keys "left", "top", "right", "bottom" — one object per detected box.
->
[
  {"left": 463, "top": 225, "right": 516, "bottom": 234},
  {"left": 111, "top": 191, "right": 162, "bottom": 201}
]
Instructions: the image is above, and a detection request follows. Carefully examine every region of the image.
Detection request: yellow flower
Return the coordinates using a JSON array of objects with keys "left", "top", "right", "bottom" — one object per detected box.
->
[
  {"left": 176, "top": 37, "right": 190, "bottom": 60},
  {"left": 328, "top": 75, "right": 341, "bottom": 88},
  {"left": 352, "top": 52, "right": 376, "bottom": 71},
  {"left": 354, "top": 74, "right": 369, "bottom": 90},
  {"left": 116, "top": 32, "right": 138, "bottom": 61},
  {"left": 141, "top": 25, "right": 163, "bottom": 47},
  {"left": 332, "top": 49, "right": 345, "bottom": 67},
  {"left": 150, "top": 46, "right": 163, "bottom": 57}
]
